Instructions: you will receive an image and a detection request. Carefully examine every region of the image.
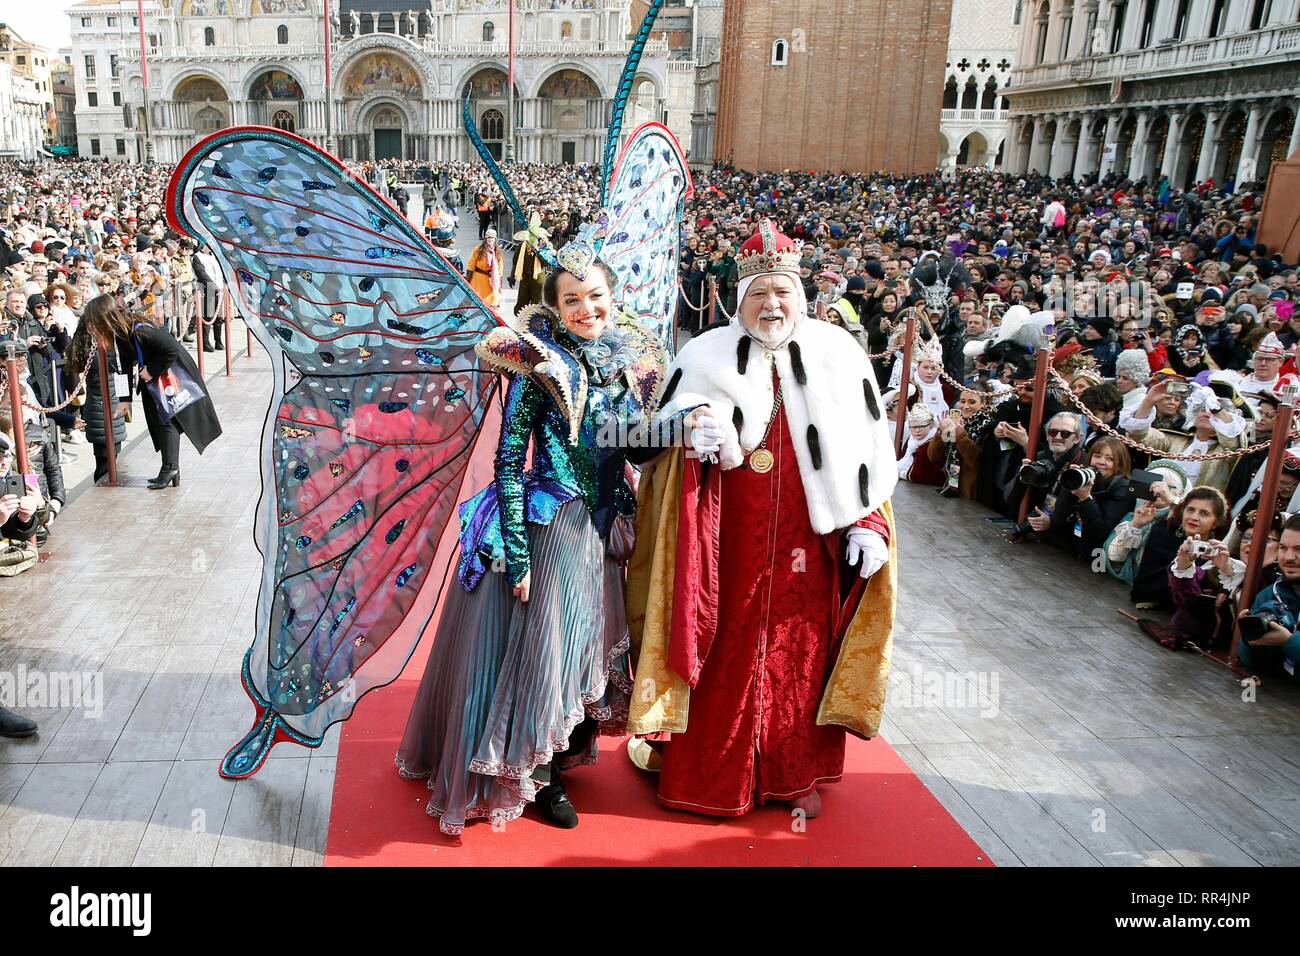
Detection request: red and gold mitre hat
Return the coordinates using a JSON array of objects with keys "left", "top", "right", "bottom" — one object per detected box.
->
[{"left": 736, "top": 219, "right": 802, "bottom": 281}]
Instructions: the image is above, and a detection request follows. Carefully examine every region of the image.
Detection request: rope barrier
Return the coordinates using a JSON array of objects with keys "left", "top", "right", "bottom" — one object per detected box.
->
[
  {"left": 0, "top": 347, "right": 95, "bottom": 415},
  {"left": 914, "top": 346, "right": 1272, "bottom": 463}
]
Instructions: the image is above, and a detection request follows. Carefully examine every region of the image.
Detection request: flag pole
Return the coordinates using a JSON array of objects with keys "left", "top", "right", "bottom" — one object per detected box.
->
[
  {"left": 137, "top": 0, "right": 154, "bottom": 164},
  {"left": 506, "top": 0, "right": 515, "bottom": 165},
  {"left": 323, "top": 0, "right": 335, "bottom": 155}
]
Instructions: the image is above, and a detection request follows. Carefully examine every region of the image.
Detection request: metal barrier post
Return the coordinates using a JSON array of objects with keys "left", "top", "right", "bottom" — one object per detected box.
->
[
  {"left": 195, "top": 290, "right": 205, "bottom": 379},
  {"left": 893, "top": 312, "right": 918, "bottom": 456},
  {"left": 224, "top": 291, "right": 233, "bottom": 377},
  {"left": 96, "top": 346, "right": 119, "bottom": 486},
  {"left": 2, "top": 344, "right": 33, "bottom": 542},
  {"left": 1016, "top": 346, "right": 1053, "bottom": 525},
  {"left": 1231, "top": 392, "right": 1296, "bottom": 666}
]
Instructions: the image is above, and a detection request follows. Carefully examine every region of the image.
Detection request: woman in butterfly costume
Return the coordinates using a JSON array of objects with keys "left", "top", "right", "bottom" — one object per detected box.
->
[
  {"left": 396, "top": 222, "right": 667, "bottom": 832},
  {"left": 166, "top": 0, "right": 693, "bottom": 837}
]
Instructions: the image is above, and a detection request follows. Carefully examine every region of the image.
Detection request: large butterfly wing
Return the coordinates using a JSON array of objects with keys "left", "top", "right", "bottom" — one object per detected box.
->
[
  {"left": 600, "top": 122, "right": 693, "bottom": 355},
  {"left": 166, "top": 127, "right": 502, "bottom": 777}
]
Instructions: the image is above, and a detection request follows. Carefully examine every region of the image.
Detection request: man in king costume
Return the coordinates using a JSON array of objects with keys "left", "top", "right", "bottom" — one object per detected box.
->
[{"left": 626, "top": 220, "right": 899, "bottom": 818}]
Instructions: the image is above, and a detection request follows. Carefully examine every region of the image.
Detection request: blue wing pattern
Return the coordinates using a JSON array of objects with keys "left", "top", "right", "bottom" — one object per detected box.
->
[
  {"left": 166, "top": 126, "right": 502, "bottom": 778},
  {"left": 601, "top": 122, "right": 693, "bottom": 355}
]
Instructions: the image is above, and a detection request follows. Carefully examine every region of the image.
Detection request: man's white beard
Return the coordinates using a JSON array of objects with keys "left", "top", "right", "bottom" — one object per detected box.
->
[{"left": 745, "top": 309, "right": 801, "bottom": 350}]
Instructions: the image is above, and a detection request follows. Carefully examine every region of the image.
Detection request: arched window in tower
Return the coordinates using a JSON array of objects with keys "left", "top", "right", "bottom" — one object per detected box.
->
[
  {"left": 771, "top": 38, "right": 788, "bottom": 66},
  {"left": 961, "top": 76, "right": 978, "bottom": 110},
  {"left": 273, "top": 109, "right": 295, "bottom": 133},
  {"left": 277, "top": 24, "right": 288, "bottom": 44},
  {"left": 943, "top": 75, "right": 958, "bottom": 109},
  {"left": 481, "top": 108, "right": 504, "bottom": 140},
  {"left": 1059, "top": 4, "right": 1074, "bottom": 60},
  {"left": 204, "top": 26, "right": 215, "bottom": 47},
  {"left": 981, "top": 77, "right": 999, "bottom": 111},
  {"left": 1172, "top": 0, "right": 1193, "bottom": 39},
  {"left": 483, "top": 22, "right": 494, "bottom": 42},
  {"left": 1207, "top": 0, "right": 1228, "bottom": 37}
]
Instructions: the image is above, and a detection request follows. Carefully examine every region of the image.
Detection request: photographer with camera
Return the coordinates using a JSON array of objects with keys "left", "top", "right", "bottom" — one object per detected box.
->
[
  {"left": 1041, "top": 436, "right": 1137, "bottom": 559},
  {"left": 1122, "top": 374, "right": 1246, "bottom": 492},
  {"left": 1151, "top": 515, "right": 1245, "bottom": 651},
  {"left": 1238, "top": 513, "right": 1300, "bottom": 682},
  {"left": 1012, "top": 412, "right": 1086, "bottom": 542}
]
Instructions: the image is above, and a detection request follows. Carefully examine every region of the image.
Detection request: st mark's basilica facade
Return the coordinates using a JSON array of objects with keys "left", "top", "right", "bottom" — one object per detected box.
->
[{"left": 115, "top": 0, "right": 671, "bottom": 165}]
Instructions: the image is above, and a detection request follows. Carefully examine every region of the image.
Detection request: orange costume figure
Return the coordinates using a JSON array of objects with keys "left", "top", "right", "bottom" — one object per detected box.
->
[{"left": 466, "top": 228, "right": 502, "bottom": 308}]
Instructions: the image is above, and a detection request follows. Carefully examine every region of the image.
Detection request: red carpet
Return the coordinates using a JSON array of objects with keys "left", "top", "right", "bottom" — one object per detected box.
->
[{"left": 325, "top": 643, "right": 992, "bottom": 866}]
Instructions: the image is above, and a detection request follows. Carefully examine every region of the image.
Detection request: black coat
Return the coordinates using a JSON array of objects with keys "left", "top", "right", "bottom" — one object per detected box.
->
[
  {"left": 1047, "top": 474, "right": 1135, "bottom": 558},
  {"left": 132, "top": 321, "right": 222, "bottom": 454},
  {"left": 81, "top": 334, "right": 134, "bottom": 448}
]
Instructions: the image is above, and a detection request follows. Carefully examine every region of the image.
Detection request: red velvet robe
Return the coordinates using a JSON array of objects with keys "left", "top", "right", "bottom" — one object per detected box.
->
[{"left": 657, "top": 396, "right": 889, "bottom": 816}]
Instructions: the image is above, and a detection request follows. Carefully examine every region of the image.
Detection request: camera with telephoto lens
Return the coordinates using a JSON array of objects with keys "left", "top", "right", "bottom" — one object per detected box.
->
[
  {"left": 1060, "top": 466, "right": 1097, "bottom": 492},
  {"left": 1018, "top": 458, "right": 1057, "bottom": 490}
]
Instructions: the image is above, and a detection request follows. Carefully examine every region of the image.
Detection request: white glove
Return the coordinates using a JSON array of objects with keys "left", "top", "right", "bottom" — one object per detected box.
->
[
  {"left": 845, "top": 527, "right": 888, "bottom": 580},
  {"left": 1194, "top": 384, "right": 1221, "bottom": 414},
  {"left": 690, "top": 414, "right": 725, "bottom": 461}
]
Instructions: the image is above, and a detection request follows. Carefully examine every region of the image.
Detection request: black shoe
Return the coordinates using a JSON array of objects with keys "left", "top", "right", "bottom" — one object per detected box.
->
[
  {"left": 203, "top": 342, "right": 216, "bottom": 352},
  {"left": 535, "top": 782, "right": 578, "bottom": 829},
  {"left": 147, "top": 468, "right": 180, "bottom": 490},
  {"left": 0, "top": 707, "right": 37, "bottom": 738}
]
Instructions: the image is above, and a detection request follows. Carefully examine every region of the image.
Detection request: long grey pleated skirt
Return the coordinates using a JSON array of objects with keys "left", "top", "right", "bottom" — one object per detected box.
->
[{"left": 395, "top": 499, "right": 631, "bottom": 835}]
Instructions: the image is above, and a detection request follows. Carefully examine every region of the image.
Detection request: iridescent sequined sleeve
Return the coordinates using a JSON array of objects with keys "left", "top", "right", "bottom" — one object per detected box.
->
[{"left": 495, "top": 372, "right": 541, "bottom": 586}]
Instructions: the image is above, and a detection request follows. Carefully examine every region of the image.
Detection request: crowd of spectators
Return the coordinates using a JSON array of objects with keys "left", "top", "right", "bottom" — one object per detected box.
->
[{"left": 4, "top": 154, "right": 1299, "bottom": 697}]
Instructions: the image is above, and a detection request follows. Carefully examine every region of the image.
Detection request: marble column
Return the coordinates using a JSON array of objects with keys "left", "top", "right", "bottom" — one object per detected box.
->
[
  {"left": 1159, "top": 110, "right": 1186, "bottom": 182},
  {"left": 1288, "top": 97, "right": 1300, "bottom": 159},
  {"left": 1194, "top": 108, "right": 1223, "bottom": 184},
  {"left": 1049, "top": 115, "right": 1077, "bottom": 179},
  {"left": 1126, "top": 111, "right": 1153, "bottom": 182},
  {"left": 1026, "top": 114, "right": 1047, "bottom": 174},
  {"left": 1099, "top": 113, "right": 1122, "bottom": 177},
  {"left": 1072, "top": 115, "right": 1095, "bottom": 178},
  {"left": 1234, "top": 101, "right": 1267, "bottom": 188}
]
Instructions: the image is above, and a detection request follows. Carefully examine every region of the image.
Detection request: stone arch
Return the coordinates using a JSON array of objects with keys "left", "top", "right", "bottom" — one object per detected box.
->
[
  {"left": 455, "top": 62, "right": 520, "bottom": 100},
  {"left": 244, "top": 65, "right": 306, "bottom": 101},
  {"left": 1259, "top": 105, "right": 1296, "bottom": 171},
  {"left": 168, "top": 70, "right": 230, "bottom": 102},
  {"left": 531, "top": 62, "right": 605, "bottom": 101},
  {"left": 359, "top": 96, "right": 415, "bottom": 160},
  {"left": 1213, "top": 105, "right": 1249, "bottom": 184},
  {"left": 981, "top": 77, "right": 999, "bottom": 111},
  {"left": 958, "top": 130, "right": 990, "bottom": 166},
  {"left": 339, "top": 49, "right": 422, "bottom": 99},
  {"left": 334, "top": 35, "right": 436, "bottom": 95},
  {"left": 943, "top": 75, "right": 958, "bottom": 110},
  {"left": 961, "top": 75, "right": 979, "bottom": 110}
]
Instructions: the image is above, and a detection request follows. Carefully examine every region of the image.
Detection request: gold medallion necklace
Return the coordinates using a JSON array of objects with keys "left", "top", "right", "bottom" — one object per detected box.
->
[{"left": 748, "top": 367, "right": 782, "bottom": 474}]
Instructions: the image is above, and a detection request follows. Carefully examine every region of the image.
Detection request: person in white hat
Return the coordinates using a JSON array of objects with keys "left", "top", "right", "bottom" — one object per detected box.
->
[{"left": 1228, "top": 331, "right": 1295, "bottom": 407}]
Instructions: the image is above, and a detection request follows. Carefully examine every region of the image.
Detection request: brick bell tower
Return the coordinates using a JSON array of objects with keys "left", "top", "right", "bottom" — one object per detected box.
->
[{"left": 715, "top": 0, "right": 954, "bottom": 173}]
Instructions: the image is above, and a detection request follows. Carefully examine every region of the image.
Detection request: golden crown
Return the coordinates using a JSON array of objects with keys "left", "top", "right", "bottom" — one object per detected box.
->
[{"left": 736, "top": 219, "right": 803, "bottom": 281}]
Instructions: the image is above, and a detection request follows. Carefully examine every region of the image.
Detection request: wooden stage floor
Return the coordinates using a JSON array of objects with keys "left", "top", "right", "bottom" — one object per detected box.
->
[{"left": 3, "top": 265, "right": 1300, "bottom": 867}]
